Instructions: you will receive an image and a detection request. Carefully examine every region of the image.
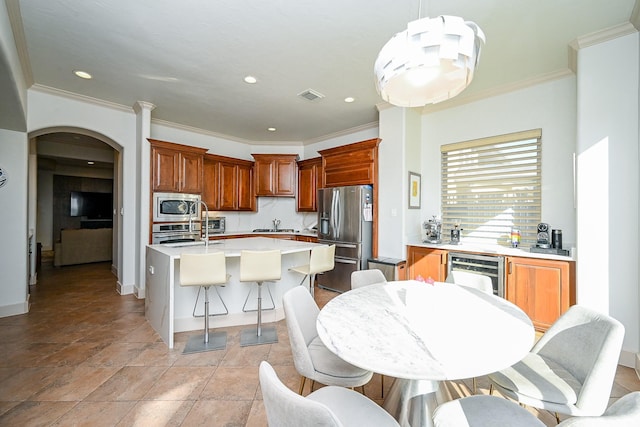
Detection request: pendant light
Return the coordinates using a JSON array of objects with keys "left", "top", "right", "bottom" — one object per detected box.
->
[{"left": 374, "top": 13, "right": 485, "bottom": 107}]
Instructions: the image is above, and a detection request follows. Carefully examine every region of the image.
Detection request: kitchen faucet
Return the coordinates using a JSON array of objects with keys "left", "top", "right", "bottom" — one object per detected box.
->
[
  {"left": 189, "top": 200, "right": 209, "bottom": 247},
  {"left": 273, "top": 218, "right": 280, "bottom": 231}
]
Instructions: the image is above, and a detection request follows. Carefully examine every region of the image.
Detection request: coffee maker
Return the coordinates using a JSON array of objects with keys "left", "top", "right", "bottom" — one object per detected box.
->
[{"left": 423, "top": 217, "right": 442, "bottom": 244}]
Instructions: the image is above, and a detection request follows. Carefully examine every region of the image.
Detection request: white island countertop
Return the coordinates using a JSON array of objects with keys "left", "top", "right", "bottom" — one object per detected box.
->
[
  {"left": 146, "top": 237, "right": 323, "bottom": 348},
  {"left": 149, "top": 236, "right": 321, "bottom": 258}
]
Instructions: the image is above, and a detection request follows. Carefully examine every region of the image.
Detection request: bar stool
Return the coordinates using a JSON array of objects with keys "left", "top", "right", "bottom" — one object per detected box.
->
[
  {"left": 240, "top": 250, "right": 281, "bottom": 346},
  {"left": 179, "top": 252, "right": 229, "bottom": 354},
  {"left": 288, "top": 244, "right": 335, "bottom": 297}
]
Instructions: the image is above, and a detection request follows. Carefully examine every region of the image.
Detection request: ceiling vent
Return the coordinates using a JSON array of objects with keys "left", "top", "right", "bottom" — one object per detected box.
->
[{"left": 297, "top": 89, "right": 325, "bottom": 101}]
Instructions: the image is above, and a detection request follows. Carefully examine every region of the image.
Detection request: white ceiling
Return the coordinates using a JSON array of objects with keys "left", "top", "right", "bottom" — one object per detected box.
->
[{"left": 10, "top": 0, "right": 640, "bottom": 144}]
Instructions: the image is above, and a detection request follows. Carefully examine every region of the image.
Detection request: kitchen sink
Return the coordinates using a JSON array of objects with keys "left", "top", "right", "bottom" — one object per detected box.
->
[{"left": 252, "top": 228, "right": 297, "bottom": 233}]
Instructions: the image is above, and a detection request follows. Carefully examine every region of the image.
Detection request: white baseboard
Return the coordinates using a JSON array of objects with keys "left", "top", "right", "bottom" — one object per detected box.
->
[
  {"left": 117, "top": 280, "right": 135, "bottom": 296},
  {"left": 635, "top": 353, "right": 640, "bottom": 379},
  {"left": 619, "top": 349, "right": 639, "bottom": 369},
  {"left": 0, "top": 297, "right": 29, "bottom": 318}
]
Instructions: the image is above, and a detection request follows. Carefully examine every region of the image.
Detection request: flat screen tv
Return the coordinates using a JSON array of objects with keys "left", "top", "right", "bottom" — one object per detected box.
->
[{"left": 70, "top": 191, "right": 113, "bottom": 219}]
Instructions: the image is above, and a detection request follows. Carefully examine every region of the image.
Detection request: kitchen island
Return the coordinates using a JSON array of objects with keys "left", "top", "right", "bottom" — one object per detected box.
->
[{"left": 146, "top": 237, "right": 323, "bottom": 348}]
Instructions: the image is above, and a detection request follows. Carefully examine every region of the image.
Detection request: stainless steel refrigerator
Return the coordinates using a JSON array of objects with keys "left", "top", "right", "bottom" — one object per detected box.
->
[{"left": 316, "top": 185, "right": 373, "bottom": 293}]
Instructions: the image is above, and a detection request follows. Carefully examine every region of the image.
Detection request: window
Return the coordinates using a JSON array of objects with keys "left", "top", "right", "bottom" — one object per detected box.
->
[{"left": 441, "top": 129, "right": 541, "bottom": 247}]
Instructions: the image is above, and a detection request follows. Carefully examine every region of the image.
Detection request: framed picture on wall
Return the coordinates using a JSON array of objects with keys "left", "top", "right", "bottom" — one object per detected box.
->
[{"left": 408, "top": 172, "right": 421, "bottom": 209}]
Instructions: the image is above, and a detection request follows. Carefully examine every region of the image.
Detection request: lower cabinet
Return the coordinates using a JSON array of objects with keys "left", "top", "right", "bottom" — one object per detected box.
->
[
  {"left": 505, "top": 256, "right": 576, "bottom": 332},
  {"left": 406, "top": 246, "right": 447, "bottom": 282}
]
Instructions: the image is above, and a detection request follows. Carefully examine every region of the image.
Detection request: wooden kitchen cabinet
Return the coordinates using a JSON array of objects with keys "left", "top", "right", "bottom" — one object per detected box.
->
[
  {"left": 406, "top": 246, "right": 448, "bottom": 282},
  {"left": 252, "top": 154, "right": 299, "bottom": 197},
  {"left": 295, "top": 235, "right": 318, "bottom": 243},
  {"left": 204, "top": 154, "right": 256, "bottom": 211},
  {"left": 149, "top": 139, "right": 206, "bottom": 193},
  {"left": 202, "top": 155, "right": 220, "bottom": 209},
  {"left": 297, "top": 157, "right": 323, "bottom": 212},
  {"left": 318, "top": 138, "right": 380, "bottom": 187},
  {"left": 505, "top": 256, "right": 576, "bottom": 332}
]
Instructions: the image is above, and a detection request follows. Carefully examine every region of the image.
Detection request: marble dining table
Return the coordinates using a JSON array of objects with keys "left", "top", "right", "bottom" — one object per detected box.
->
[{"left": 316, "top": 280, "right": 535, "bottom": 427}]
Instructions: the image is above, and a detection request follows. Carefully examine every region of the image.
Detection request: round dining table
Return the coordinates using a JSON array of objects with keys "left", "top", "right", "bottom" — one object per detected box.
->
[{"left": 316, "top": 280, "right": 535, "bottom": 427}]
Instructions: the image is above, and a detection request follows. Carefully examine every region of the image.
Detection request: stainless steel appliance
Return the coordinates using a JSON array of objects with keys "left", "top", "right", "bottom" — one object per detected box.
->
[
  {"left": 423, "top": 216, "right": 442, "bottom": 243},
  {"left": 151, "top": 222, "right": 201, "bottom": 244},
  {"left": 203, "top": 216, "right": 226, "bottom": 234},
  {"left": 153, "top": 192, "right": 201, "bottom": 223},
  {"left": 317, "top": 185, "right": 373, "bottom": 293},
  {"left": 447, "top": 252, "right": 505, "bottom": 297}
]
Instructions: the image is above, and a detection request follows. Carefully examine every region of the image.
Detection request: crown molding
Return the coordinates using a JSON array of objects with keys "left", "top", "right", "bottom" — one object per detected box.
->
[
  {"left": 31, "top": 84, "right": 134, "bottom": 113},
  {"left": 150, "top": 118, "right": 255, "bottom": 145},
  {"left": 420, "top": 69, "right": 575, "bottom": 115},
  {"left": 133, "top": 101, "right": 156, "bottom": 114},
  {"left": 5, "top": 0, "right": 33, "bottom": 87},
  {"left": 302, "top": 121, "right": 379, "bottom": 146},
  {"left": 571, "top": 22, "right": 637, "bottom": 49}
]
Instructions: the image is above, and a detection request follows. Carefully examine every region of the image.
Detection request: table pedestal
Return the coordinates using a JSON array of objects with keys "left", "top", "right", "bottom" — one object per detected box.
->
[{"left": 383, "top": 379, "right": 452, "bottom": 427}]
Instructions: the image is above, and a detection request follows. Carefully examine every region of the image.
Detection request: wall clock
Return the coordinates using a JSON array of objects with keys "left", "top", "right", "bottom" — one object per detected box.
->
[{"left": 0, "top": 167, "right": 6, "bottom": 188}]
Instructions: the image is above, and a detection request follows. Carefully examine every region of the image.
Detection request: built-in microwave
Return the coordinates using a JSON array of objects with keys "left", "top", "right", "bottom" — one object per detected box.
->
[
  {"left": 153, "top": 192, "right": 201, "bottom": 223},
  {"left": 203, "top": 216, "right": 226, "bottom": 234}
]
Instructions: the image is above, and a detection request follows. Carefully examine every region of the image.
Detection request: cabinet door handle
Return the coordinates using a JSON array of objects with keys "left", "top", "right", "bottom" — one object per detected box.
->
[{"left": 508, "top": 261, "right": 512, "bottom": 274}]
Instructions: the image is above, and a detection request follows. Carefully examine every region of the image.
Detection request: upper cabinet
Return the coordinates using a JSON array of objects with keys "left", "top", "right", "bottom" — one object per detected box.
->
[
  {"left": 297, "top": 157, "right": 323, "bottom": 212},
  {"left": 149, "top": 139, "right": 206, "bottom": 194},
  {"left": 203, "top": 153, "right": 256, "bottom": 211},
  {"left": 318, "top": 138, "right": 380, "bottom": 187},
  {"left": 252, "top": 154, "right": 299, "bottom": 197}
]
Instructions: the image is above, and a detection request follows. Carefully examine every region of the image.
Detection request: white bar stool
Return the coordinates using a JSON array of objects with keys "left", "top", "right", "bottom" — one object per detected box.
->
[
  {"left": 179, "top": 252, "right": 230, "bottom": 354},
  {"left": 240, "top": 250, "right": 281, "bottom": 346},
  {"left": 288, "top": 244, "right": 335, "bottom": 297}
]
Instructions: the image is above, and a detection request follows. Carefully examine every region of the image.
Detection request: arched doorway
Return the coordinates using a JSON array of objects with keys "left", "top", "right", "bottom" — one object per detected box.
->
[{"left": 29, "top": 127, "right": 124, "bottom": 289}]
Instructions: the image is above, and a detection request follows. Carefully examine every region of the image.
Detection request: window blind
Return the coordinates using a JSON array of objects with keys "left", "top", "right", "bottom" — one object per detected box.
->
[{"left": 440, "top": 129, "right": 542, "bottom": 247}]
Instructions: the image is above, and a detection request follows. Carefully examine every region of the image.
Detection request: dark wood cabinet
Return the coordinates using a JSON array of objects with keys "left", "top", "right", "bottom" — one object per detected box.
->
[
  {"left": 203, "top": 154, "right": 256, "bottom": 211},
  {"left": 297, "top": 157, "right": 323, "bottom": 212},
  {"left": 252, "top": 154, "right": 299, "bottom": 197},
  {"left": 406, "top": 246, "right": 448, "bottom": 282},
  {"left": 149, "top": 139, "right": 206, "bottom": 193},
  {"left": 318, "top": 138, "right": 380, "bottom": 188},
  {"left": 505, "top": 256, "right": 576, "bottom": 332},
  {"left": 202, "top": 155, "right": 220, "bottom": 209}
]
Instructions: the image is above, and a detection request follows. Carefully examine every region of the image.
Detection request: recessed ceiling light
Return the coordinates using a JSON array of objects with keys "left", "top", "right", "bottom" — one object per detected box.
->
[
  {"left": 87, "top": 161, "right": 95, "bottom": 165},
  {"left": 74, "top": 70, "right": 92, "bottom": 79},
  {"left": 244, "top": 75, "right": 257, "bottom": 84},
  {"left": 267, "top": 127, "right": 276, "bottom": 132},
  {"left": 344, "top": 97, "right": 355, "bottom": 103}
]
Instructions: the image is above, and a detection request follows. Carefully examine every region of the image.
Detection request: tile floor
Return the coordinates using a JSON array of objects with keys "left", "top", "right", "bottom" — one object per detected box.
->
[{"left": 0, "top": 261, "right": 638, "bottom": 426}]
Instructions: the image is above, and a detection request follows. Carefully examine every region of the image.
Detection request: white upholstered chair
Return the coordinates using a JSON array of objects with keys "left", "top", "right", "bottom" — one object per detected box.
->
[
  {"left": 282, "top": 286, "right": 373, "bottom": 394},
  {"left": 239, "top": 250, "right": 281, "bottom": 346},
  {"left": 179, "top": 252, "right": 229, "bottom": 354},
  {"left": 432, "top": 392, "right": 640, "bottom": 427},
  {"left": 445, "top": 270, "right": 494, "bottom": 295},
  {"left": 349, "top": 268, "right": 388, "bottom": 397},
  {"left": 445, "top": 270, "right": 494, "bottom": 393},
  {"left": 488, "top": 305, "right": 625, "bottom": 422},
  {"left": 289, "top": 244, "right": 335, "bottom": 297},
  {"left": 350, "top": 268, "right": 387, "bottom": 290},
  {"left": 259, "top": 361, "right": 400, "bottom": 427}
]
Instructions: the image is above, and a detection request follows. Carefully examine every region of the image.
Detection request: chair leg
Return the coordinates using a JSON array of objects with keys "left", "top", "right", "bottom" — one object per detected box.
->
[
  {"left": 193, "top": 285, "right": 228, "bottom": 317},
  {"left": 472, "top": 377, "right": 477, "bottom": 394},
  {"left": 299, "top": 376, "right": 307, "bottom": 395},
  {"left": 381, "top": 374, "right": 384, "bottom": 398},
  {"left": 183, "top": 286, "right": 227, "bottom": 354},
  {"left": 240, "top": 281, "right": 278, "bottom": 346},
  {"left": 489, "top": 383, "right": 494, "bottom": 395},
  {"left": 554, "top": 412, "right": 560, "bottom": 424}
]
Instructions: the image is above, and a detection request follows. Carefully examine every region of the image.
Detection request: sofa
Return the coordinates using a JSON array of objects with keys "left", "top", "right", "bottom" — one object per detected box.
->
[{"left": 54, "top": 228, "right": 113, "bottom": 267}]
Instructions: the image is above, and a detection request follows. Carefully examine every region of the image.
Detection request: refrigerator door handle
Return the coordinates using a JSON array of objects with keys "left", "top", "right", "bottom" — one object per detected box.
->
[
  {"left": 334, "top": 257, "right": 358, "bottom": 265},
  {"left": 335, "top": 189, "right": 340, "bottom": 240},
  {"left": 334, "top": 243, "right": 357, "bottom": 249}
]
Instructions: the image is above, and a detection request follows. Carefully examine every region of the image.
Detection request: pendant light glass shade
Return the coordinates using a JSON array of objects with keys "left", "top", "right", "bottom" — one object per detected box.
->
[{"left": 374, "top": 15, "right": 485, "bottom": 107}]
